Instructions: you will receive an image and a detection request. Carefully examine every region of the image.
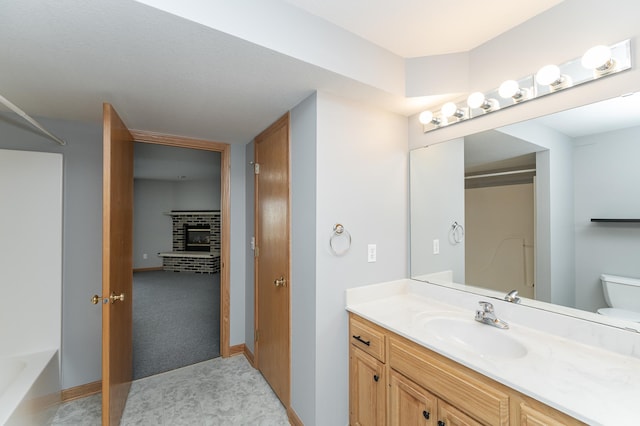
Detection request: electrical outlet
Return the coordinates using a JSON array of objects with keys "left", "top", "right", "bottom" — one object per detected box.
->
[
  {"left": 433, "top": 239, "right": 440, "bottom": 255},
  {"left": 143, "top": 253, "right": 148, "bottom": 260},
  {"left": 368, "top": 244, "right": 377, "bottom": 262}
]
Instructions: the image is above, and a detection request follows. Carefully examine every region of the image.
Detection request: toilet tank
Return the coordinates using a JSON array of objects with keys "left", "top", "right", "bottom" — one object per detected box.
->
[{"left": 601, "top": 274, "right": 640, "bottom": 312}]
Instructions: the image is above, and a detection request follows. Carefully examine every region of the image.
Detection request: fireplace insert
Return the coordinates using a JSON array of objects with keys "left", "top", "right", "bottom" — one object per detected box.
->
[{"left": 184, "top": 224, "right": 211, "bottom": 252}]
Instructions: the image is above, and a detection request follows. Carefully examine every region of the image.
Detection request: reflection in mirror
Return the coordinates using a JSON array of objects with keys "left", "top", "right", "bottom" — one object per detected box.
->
[{"left": 410, "top": 92, "right": 640, "bottom": 330}]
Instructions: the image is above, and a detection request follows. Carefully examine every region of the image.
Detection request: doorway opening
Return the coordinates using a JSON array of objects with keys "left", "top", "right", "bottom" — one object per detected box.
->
[{"left": 132, "top": 142, "right": 222, "bottom": 379}]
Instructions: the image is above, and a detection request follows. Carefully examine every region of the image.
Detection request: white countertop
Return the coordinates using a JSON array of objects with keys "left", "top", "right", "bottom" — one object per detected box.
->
[{"left": 346, "top": 279, "right": 640, "bottom": 426}]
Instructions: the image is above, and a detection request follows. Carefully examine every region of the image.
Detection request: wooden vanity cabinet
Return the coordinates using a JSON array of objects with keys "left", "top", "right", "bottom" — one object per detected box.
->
[
  {"left": 514, "top": 395, "right": 583, "bottom": 426},
  {"left": 349, "top": 313, "right": 585, "bottom": 426},
  {"left": 349, "top": 314, "right": 387, "bottom": 425},
  {"left": 389, "top": 369, "right": 481, "bottom": 426},
  {"left": 350, "top": 346, "right": 386, "bottom": 425}
]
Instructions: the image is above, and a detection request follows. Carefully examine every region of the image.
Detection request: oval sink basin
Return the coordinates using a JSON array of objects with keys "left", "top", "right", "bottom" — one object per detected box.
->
[{"left": 421, "top": 317, "right": 528, "bottom": 359}]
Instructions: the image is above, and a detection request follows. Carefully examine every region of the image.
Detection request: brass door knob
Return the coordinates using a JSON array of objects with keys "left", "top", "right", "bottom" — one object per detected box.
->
[
  {"left": 274, "top": 276, "right": 287, "bottom": 287},
  {"left": 91, "top": 293, "right": 125, "bottom": 304}
]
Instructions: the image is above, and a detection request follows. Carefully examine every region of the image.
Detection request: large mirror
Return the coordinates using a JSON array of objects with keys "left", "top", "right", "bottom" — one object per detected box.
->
[{"left": 410, "top": 92, "right": 640, "bottom": 330}]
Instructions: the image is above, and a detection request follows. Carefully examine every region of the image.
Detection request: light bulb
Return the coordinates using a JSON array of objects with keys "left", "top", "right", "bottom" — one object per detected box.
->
[
  {"left": 498, "top": 80, "right": 519, "bottom": 98},
  {"left": 419, "top": 110, "right": 434, "bottom": 124},
  {"left": 467, "top": 92, "right": 486, "bottom": 109},
  {"left": 582, "top": 45, "right": 612, "bottom": 70},
  {"left": 441, "top": 102, "right": 458, "bottom": 118},
  {"left": 536, "top": 64, "right": 561, "bottom": 85}
]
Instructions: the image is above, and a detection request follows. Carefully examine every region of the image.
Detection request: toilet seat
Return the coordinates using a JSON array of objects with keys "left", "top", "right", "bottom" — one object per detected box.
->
[{"left": 597, "top": 308, "right": 640, "bottom": 322}]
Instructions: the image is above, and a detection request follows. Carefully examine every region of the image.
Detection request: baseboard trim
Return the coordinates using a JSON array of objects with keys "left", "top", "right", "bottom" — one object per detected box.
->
[
  {"left": 287, "top": 406, "right": 304, "bottom": 426},
  {"left": 133, "top": 267, "right": 163, "bottom": 272},
  {"left": 229, "top": 343, "right": 245, "bottom": 357},
  {"left": 61, "top": 380, "right": 102, "bottom": 402}
]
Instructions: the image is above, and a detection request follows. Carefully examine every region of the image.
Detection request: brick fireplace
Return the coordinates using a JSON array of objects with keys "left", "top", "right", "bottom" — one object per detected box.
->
[{"left": 158, "top": 211, "right": 221, "bottom": 274}]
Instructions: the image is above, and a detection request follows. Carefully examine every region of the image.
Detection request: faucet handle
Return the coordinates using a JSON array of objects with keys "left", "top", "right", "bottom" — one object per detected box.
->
[
  {"left": 505, "top": 290, "right": 521, "bottom": 304},
  {"left": 478, "top": 301, "right": 494, "bottom": 312}
]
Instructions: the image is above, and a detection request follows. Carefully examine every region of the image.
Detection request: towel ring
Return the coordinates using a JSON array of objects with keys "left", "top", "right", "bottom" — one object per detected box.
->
[
  {"left": 329, "top": 223, "right": 351, "bottom": 256},
  {"left": 451, "top": 221, "right": 465, "bottom": 244}
]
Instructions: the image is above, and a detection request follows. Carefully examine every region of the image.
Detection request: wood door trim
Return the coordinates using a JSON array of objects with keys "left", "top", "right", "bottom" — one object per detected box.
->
[{"left": 130, "top": 129, "right": 231, "bottom": 358}]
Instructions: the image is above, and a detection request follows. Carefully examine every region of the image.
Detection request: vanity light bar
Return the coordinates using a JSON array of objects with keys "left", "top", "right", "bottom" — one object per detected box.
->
[{"left": 420, "top": 39, "right": 632, "bottom": 133}]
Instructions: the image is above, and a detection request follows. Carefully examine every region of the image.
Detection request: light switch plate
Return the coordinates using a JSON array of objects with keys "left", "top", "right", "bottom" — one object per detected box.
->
[{"left": 368, "top": 244, "right": 377, "bottom": 262}]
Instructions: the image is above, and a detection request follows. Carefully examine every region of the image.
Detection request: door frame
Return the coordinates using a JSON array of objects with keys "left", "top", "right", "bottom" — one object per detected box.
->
[{"left": 130, "top": 130, "right": 231, "bottom": 357}]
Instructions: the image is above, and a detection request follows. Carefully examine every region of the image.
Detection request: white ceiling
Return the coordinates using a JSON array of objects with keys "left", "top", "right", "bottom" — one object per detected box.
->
[{"left": 0, "top": 0, "right": 564, "bottom": 145}]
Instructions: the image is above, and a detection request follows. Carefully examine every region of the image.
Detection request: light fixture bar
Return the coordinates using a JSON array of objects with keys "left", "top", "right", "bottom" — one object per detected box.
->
[
  {"left": 0, "top": 94, "right": 66, "bottom": 146},
  {"left": 420, "top": 39, "right": 632, "bottom": 134}
]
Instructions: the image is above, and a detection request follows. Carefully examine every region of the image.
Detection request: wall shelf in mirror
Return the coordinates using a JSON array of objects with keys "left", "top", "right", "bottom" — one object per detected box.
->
[{"left": 591, "top": 218, "right": 640, "bottom": 223}]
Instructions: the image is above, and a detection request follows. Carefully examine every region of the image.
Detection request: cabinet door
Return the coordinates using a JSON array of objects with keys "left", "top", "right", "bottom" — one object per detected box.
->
[
  {"left": 350, "top": 346, "right": 386, "bottom": 426},
  {"left": 389, "top": 370, "right": 436, "bottom": 426},
  {"left": 438, "top": 400, "right": 483, "bottom": 426},
  {"left": 519, "top": 403, "right": 572, "bottom": 426}
]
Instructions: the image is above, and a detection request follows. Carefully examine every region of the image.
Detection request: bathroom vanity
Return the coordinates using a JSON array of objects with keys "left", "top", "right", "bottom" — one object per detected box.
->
[{"left": 346, "top": 279, "right": 640, "bottom": 426}]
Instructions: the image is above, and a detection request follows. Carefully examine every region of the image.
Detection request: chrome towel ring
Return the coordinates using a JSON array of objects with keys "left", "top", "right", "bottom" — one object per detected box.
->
[
  {"left": 329, "top": 223, "right": 352, "bottom": 256},
  {"left": 451, "top": 221, "right": 465, "bottom": 244}
]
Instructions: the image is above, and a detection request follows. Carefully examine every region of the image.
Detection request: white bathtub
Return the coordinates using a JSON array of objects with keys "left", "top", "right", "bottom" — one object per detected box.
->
[{"left": 0, "top": 350, "right": 60, "bottom": 426}]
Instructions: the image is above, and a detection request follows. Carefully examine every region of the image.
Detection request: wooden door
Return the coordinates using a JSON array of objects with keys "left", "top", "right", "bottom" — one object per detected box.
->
[
  {"left": 102, "top": 103, "right": 134, "bottom": 426},
  {"left": 254, "top": 113, "right": 291, "bottom": 405},
  {"left": 349, "top": 347, "right": 386, "bottom": 426},
  {"left": 390, "top": 370, "right": 436, "bottom": 426}
]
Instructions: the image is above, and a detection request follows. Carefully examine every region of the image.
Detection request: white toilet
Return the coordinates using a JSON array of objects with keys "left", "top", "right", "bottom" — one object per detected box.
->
[{"left": 597, "top": 274, "right": 640, "bottom": 322}]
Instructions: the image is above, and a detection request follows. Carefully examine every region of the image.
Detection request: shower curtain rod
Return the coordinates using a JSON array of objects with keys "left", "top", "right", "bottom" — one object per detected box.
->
[
  {"left": 465, "top": 168, "right": 536, "bottom": 180},
  {"left": 0, "top": 94, "right": 66, "bottom": 146}
]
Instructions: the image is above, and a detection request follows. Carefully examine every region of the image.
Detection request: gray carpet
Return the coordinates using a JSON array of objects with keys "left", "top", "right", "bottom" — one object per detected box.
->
[{"left": 132, "top": 270, "right": 220, "bottom": 379}]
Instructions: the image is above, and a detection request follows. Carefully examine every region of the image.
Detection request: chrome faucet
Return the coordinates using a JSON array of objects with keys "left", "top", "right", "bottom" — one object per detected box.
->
[
  {"left": 504, "top": 290, "right": 521, "bottom": 304},
  {"left": 475, "top": 301, "right": 509, "bottom": 329}
]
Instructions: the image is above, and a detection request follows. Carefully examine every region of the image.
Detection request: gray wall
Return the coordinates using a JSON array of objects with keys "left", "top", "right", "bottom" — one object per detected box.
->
[
  {"left": 290, "top": 93, "right": 318, "bottom": 424},
  {"left": 133, "top": 179, "right": 174, "bottom": 269},
  {"left": 174, "top": 179, "right": 221, "bottom": 210},
  {"left": 409, "top": 139, "right": 465, "bottom": 281},
  {"left": 0, "top": 113, "right": 103, "bottom": 389},
  {"left": 133, "top": 177, "right": 221, "bottom": 269},
  {"left": 311, "top": 92, "right": 408, "bottom": 425},
  {"left": 574, "top": 125, "right": 640, "bottom": 312}
]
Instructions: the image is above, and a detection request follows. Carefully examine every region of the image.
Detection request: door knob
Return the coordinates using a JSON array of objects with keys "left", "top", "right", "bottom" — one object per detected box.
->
[
  {"left": 91, "top": 294, "right": 105, "bottom": 305},
  {"left": 274, "top": 276, "right": 287, "bottom": 287},
  {"left": 91, "top": 292, "right": 126, "bottom": 305}
]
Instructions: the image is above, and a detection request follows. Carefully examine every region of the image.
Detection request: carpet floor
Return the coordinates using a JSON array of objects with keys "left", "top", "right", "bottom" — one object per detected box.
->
[{"left": 132, "top": 270, "right": 220, "bottom": 380}]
